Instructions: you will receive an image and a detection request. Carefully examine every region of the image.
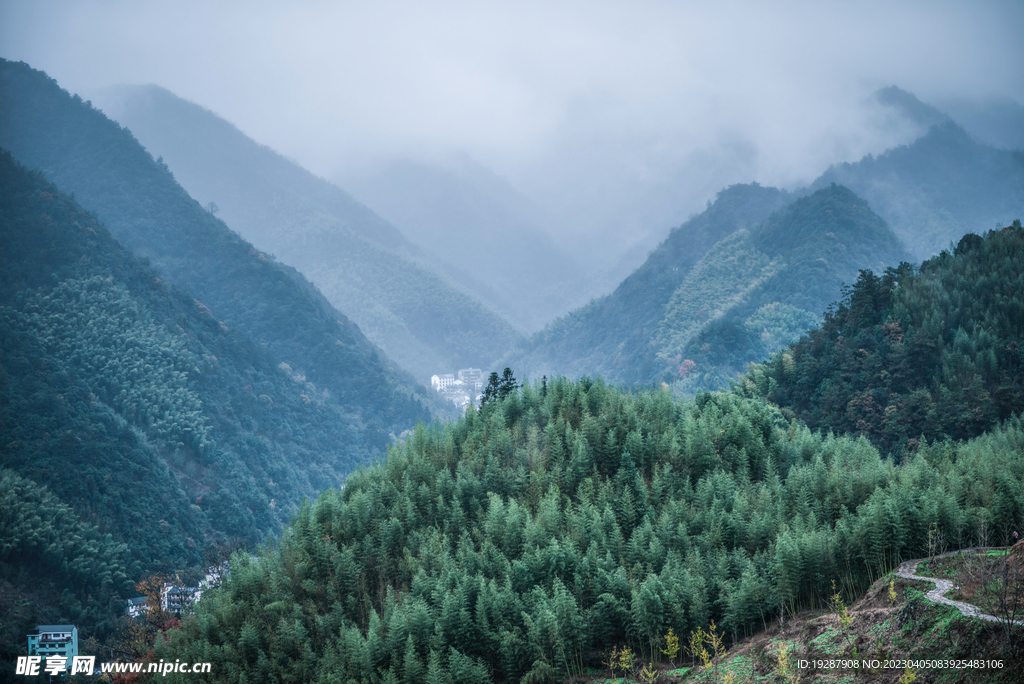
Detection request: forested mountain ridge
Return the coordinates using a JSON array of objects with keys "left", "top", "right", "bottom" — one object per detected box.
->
[
  {"left": 875, "top": 84, "right": 950, "bottom": 131},
  {"left": 1, "top": 150, "right": 205, "bottom": 564},
  {"left": 0, "top": 147, "right": 440, "bottom": 660},
  {"left": 151, "top": 372, "right": 1024, "bottom": 683},
  {"left": 811, "top": 119, "right": 1024, "bottom": 260},
  {"left": 507, "top": 183, "right": 909, "bottom": 397},
  {"left": 89, "top": 84, "right": 521, "bottom": 377},
  {"left": 503, "top": 87, "right": 1022, "bottom": 395},
  {"left": 743, "top": 222, "right": 1024, "bottom": 456},
  {"left": 652, "top": 184, "right": 910, "bottom": 395},
  {"left": 0, "top": 59, "right": 433, "bottom": 432},
  {"left": 506, "top": 183, "right": 792, "bottom": 384}
]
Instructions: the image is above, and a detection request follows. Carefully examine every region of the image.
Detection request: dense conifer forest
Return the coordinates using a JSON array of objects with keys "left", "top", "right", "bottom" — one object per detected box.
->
[
  {"left": 745, "top": 222, "right": 1024, "bottom": 456},
  {"left": 0, "top": 147, "right": 431, "bottom": 665},
  {"left": 145, "top": 229, "right": 1024, "bottom": 684},
  {"left": 152, "top": 370, "right": 1024, "bottom": 683}
]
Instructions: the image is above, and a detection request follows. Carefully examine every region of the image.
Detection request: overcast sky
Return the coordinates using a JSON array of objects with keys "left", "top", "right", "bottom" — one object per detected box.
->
[{"left": 3, "top": 0, "right": 1023, "bottom": 258}]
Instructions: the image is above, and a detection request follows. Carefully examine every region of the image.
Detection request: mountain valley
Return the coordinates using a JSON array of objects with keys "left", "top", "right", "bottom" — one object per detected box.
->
[{"left": 1, "top": 54, "right": 1022, "bottom": 684}]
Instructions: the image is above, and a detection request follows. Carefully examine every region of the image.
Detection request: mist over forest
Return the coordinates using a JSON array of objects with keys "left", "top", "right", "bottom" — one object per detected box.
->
[{"left": 1, "top": 2, "right": 1023, "bottom": 683}]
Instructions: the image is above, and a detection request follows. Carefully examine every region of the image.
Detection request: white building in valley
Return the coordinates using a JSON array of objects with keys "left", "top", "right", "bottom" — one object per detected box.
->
[
  {"left": 431, "top": 373, "right": 456, "bottom": 391},
  {"left": 161, "top": 584, "right": 201, "bottom": 614},
  {"left": 431, "top": 368, "right": 487, "bottom": 410}
]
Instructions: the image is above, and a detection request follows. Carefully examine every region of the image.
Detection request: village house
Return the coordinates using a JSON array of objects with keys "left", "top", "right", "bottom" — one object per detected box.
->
[{"left": 26, "top": 625, "right": 78, "bottom": 672}]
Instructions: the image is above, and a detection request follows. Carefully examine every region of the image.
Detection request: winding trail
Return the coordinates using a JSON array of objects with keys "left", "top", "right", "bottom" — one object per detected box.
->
[{"left": 894, "top": 548, "right": 1024, "bottom": 626}]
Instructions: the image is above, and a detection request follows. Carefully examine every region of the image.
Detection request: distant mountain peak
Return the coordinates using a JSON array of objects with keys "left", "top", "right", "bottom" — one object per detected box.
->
[
  {"left": 810, "top": 110, "right": 1024, "bottom": 260},
  {"left": 875, "top": 85, "right": 950, "bottom": 130},
  {"left": 753, "top": 182, "right": 904, "bottom": 259}
]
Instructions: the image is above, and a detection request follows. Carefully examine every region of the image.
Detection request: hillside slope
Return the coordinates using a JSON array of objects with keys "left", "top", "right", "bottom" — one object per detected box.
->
[
  {"left": 0, "top": 147, "right": 398, "bottom": 546},
  {"left": 508, "top": 183, "right": 909, "bottom": 395},
  {"left": 339, "top": 156, "right": 595, "bottom": 332},
  {"left": 508, "top": 183, "right": 792, "bottom": 384},
  {"left": 745, "top": 222, "right": 1024, "bottom": 456},
  {"left": 90, "top": 84, "right": 521, "bottom": 377},
  {"left": 0, "top": 59, "right": 434, "bottom": 434},
  {"left": 0, "top": 468, "right": 135, "bottom": 670},
  {"left": 91, "top": 85, "right": 414, "bottom": 255},
  {"left": 689, "top": 561, "right": 1021, "bottom": 684},
  {"left": 0, "top": 149, "right": 457, "bottom": 665},
  {"left": 659, "top": 184, "right": 910, "bottom": 394}
]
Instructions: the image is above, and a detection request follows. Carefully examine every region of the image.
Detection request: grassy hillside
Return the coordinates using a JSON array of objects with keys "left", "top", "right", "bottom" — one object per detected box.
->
[
  {"left": 90, "top": 84, "right": 521, "bottom": 378},
  {"left": 679, "top": 557, "right": 1021, "bottom": 684},
  {"left": 0, "top": 59, "right": 434, "bottom": 436}
]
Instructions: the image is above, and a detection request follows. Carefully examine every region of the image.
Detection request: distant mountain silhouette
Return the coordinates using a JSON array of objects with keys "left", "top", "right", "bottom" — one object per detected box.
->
[
  {"left": 812, "top": 119, "right": 1024, "bottom": 259},
  {"left": 89, "top": 83, "right": 521, "bottom": 378},
  {"left": 339, "top": 155, "right": 597, "bottom": 332}
]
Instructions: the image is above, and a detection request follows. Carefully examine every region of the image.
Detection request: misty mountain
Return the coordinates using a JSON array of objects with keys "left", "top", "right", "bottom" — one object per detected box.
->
[
  {"left": 0, "top": 59, "right": 433, "bottom": 440},
  {"left": 660, "top": 183, "right": 910, "bottom": 393},
  {"left": 0, "top": 148, "right": 435, "bottom": 651},
  {"left": 874, "top": 85, "right": 950, "bottom": 130},
  {"left": 85, "top": 84, "right": 520, "bottom": 379},
  {"left": 507, "top": 183, "right": 909, "bottom": 393},
  {"left": 338, "top": 156, "right": 598, "bottom": 332},
  {"left": 505, "top": 182, "right": 792, "bottom": 383},
  {"left": 811, "top": 119, "right": 1024, "bottom": 260},
  {"left": 943, "top": 95, "right": 1024, "bottom": 151}
]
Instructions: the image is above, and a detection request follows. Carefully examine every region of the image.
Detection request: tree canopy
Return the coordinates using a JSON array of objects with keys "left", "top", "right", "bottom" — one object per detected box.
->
[
  {"left": 744, "top": 222, "right": 1024, "bottom": 456},
  {"left": 153, "top": 373, "right": 1024, "bottom": 683}
]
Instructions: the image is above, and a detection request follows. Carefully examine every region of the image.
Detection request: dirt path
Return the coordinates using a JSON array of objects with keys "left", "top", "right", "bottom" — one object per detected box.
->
[{"left": 894, "top": 548, "right": 1024, "bottom": 626}]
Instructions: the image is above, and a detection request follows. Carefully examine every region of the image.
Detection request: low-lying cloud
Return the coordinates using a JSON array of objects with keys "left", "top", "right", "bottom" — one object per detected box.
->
[{"left": 2, "top": 0, "right": 1022, "bottom": 266}]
